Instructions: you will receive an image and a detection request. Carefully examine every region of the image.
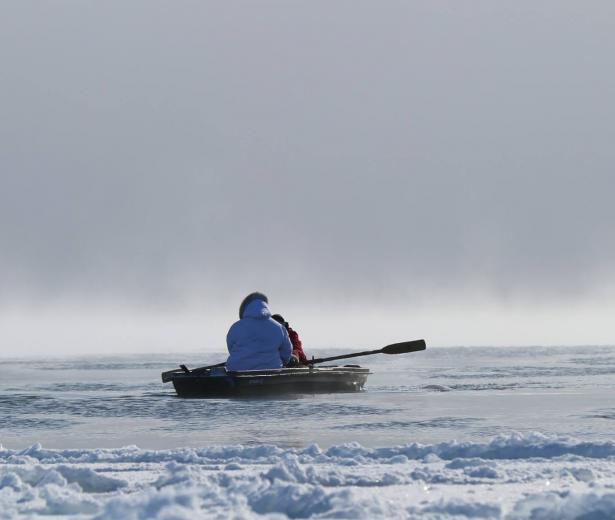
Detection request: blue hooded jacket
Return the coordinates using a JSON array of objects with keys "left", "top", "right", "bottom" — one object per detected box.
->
[{"left": 226, "top": 299, "right": 292, "bottom": 371}]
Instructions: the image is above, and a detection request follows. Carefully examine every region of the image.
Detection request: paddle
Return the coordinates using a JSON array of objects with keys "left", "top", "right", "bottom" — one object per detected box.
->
[{"left": 308, "top": 339, "right": 426, "bottom": 365}]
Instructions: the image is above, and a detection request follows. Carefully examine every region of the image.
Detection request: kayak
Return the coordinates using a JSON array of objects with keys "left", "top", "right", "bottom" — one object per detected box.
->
[
  {"left": 163, "top": 365, "right": 370, "bottom": 397},
  {"left": 160, "top": 340, "right": 425, "bottom": 397}
]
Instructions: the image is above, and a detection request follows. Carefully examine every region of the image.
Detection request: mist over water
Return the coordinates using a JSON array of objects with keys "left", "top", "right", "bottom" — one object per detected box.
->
[
  {"left": 1, "top": 300, "right": 615, "bottom": 357},
  {"left": 1, "top": 1, "right": 615, "bottom": 355}
]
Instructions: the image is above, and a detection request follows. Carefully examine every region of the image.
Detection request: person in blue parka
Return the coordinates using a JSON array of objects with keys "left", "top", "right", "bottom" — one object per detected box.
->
[{"left": 226, "top": 292, "right": 293, "bottom": 371}]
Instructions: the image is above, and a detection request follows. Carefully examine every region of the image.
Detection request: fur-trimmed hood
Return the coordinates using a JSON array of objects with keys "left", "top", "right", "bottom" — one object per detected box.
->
[
  {"left": 239, "top": 292, "right": 268, "bottom": 319},
  {"left": 241, "top": 298, "right": 272, "bottom": 320}
]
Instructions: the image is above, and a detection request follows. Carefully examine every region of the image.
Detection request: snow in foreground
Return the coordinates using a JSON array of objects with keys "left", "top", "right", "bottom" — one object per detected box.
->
[{"left": 1, "top": 433, "right": 615, "bottom": 519}]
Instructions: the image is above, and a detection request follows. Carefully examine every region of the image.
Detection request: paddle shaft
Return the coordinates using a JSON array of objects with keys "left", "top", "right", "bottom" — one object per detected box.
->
[
  {"left": 309, "top": 348, "right": 387, "bottom": 365},
  {"left": 191, "top": 362, "right": 225, "bottom": 374},
  {"left": 161, "top": 361, "right": 225, "bottom": 382}
]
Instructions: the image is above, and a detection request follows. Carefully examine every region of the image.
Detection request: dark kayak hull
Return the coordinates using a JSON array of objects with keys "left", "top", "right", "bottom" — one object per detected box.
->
[{"left": 169, "top": 366, "right": 370, "bottom": 398}]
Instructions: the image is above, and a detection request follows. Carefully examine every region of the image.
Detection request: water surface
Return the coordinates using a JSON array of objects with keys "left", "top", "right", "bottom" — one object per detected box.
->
[{"left": 1, "top": 346, "right": 614, "bottom": 449}]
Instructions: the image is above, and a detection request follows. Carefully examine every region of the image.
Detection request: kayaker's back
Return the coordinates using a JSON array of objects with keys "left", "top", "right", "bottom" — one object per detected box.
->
[{"left": 226, "top": 298, "right": 292, "bottom": 371}]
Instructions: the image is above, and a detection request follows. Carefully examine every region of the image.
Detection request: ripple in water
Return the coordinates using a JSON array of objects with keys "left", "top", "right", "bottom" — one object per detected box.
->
[{"left": 332, "top": 416, "right": 482, "bottom": 431}]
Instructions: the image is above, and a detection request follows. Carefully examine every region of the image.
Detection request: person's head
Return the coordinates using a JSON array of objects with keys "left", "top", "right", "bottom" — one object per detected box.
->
[
  {"left": 271, "top": 313, "right": 289, "bottom": 329},
  {"left": 239, "top": 292, "right": 268, "bottom": 318}
]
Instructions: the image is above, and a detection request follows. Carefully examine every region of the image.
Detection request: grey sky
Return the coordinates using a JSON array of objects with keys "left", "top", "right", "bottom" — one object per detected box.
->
[{"left": 1, "top": 1, "right": 614, "bottom": 352}]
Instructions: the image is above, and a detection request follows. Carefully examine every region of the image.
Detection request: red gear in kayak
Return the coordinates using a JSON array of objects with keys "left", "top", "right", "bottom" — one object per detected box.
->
[
  {"left": 271, "top": 314, "right": 309, "bottom": 365},
  {"left": 288, "top": 327, "right": 308, "bottom": 364}
]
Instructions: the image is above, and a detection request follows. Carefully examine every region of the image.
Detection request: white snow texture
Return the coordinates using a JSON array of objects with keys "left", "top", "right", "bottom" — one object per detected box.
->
[{"left": 1, "top": 433, "right": 615, "bottom": 519}]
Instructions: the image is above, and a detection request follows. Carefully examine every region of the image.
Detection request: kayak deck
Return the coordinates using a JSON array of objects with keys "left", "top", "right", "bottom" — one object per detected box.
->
[{"left": 167, "top": 365, "right": 370, "bottom": 397}]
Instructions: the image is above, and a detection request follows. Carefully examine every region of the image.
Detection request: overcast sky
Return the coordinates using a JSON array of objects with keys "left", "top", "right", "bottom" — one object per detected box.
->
[{"left": 1, "top": 1, "right": 614, "bottom": 355}]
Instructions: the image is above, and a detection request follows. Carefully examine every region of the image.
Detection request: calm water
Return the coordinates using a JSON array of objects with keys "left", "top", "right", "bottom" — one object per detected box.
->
[{"left": 1, "top": 346, "right": 614, "bottom": 449}]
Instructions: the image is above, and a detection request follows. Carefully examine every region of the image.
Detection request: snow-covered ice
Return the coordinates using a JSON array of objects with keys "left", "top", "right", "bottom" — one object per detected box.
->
[{"left": 2, "top": 434, "right": 615, "bottom": 518}]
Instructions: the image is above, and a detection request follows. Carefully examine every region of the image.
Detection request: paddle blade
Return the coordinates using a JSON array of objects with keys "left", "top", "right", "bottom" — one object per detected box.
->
[
  {"left": 382, "top": 339, "right": 426, "bottom": 355},
  {"left": 161, "top": 369, "right": 183, "bottom": 383}
]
